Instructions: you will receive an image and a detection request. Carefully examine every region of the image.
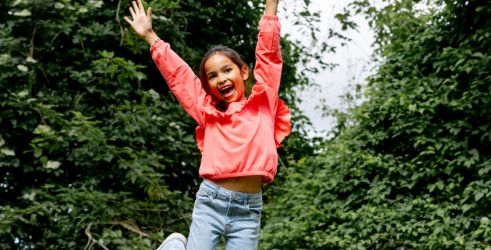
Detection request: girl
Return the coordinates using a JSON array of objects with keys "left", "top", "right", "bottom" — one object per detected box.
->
[{"left": 125, "top": 0, "right": 289, "bottom": 249}]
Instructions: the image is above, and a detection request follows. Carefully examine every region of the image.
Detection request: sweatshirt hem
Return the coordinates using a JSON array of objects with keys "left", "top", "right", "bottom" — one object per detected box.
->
[{"left": 202, "top": 171, "right": 274, "bottom": 184}]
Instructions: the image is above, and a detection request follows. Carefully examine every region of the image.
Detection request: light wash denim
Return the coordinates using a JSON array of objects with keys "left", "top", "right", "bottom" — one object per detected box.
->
[
  {"left": 186, "top": 179, "right": 263, "bottom": 250},
  {"left": 158, "top": 180, "right": 262, "bottom": 250}
]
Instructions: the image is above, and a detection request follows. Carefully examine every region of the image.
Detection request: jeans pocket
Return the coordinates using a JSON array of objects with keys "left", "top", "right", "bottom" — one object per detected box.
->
[
  {"left": 195, "top": 190, "right": 212, "bottom": 207},
  {"left": 248, "top": 204, "right": 262, "bottom": 219}
]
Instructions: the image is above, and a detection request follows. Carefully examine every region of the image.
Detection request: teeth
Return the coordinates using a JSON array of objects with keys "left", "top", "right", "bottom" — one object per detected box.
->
[
  {"left": 220, "top": 86, "right": 233, "bottom": 94},
  {"left": 220, "top": 86, "right": 234, "bottom": 97},
  {"left": 220, "top": 85, "right": 231, "bottom": 91}
]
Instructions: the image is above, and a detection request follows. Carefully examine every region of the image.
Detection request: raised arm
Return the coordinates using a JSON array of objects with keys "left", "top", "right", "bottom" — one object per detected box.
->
[
  {"left": 125, "top": 0, "right": 206, "bottom": 126},
  {"left": 254, "top": 0, "right": 282, "bottom": 93}
]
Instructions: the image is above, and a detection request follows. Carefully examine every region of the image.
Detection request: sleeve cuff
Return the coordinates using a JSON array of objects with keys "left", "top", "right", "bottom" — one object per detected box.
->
[
  {"left": 259, "top": 14, "right": 280, "bottom": 33},
  {"left": 150, "top": 39, "right": 165, "bottom": 53},
  {"left": 262, "top": 14, "right": 278, "bottom": 20}
]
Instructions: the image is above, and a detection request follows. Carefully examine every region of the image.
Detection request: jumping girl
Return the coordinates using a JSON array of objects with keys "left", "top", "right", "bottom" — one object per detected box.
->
[{"left": 125, "top": 0, "right": 289, "bottom": 249}]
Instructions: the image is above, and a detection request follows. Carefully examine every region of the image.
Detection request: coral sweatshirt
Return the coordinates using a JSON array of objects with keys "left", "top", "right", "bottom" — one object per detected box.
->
[{"left": 150, "top": 15, "right": 290, "bottom": 183}]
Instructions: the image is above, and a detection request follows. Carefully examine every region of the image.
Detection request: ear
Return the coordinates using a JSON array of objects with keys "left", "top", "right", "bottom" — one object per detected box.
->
[{"left": 241, "top": 65, "right": 249, "bottom": 80}]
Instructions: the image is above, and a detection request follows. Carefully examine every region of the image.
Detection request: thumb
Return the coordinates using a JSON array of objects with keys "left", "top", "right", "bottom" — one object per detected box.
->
[{"left": 147, "top": 7, "right": 152, "bottom": 22}]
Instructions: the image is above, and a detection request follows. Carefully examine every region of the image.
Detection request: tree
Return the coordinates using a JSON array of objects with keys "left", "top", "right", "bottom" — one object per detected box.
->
[{"left": 260, "top": 0, "right": 491, "bottom": 248}]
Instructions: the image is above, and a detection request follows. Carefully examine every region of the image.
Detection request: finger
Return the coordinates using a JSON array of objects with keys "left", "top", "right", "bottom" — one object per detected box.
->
[
  {"left": 137, "top": 0, "right": 145, "bottom": 14},
  {"left": 129, "top": 6, "right": 136, "bottom": 18},
  {"left": 147, "top": 7, "right": 152, "bottom": 21},
  {"left": 124, "top": 16, "right": 133, "bottom": 25},
  {"left": 132, "top": 1, "right": 139, "bottom": 15}
]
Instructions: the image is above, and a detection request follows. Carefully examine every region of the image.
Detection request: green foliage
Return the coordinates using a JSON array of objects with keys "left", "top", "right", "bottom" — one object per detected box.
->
[
  {"left": 261, "top": 0, "right": 491, "bottom": 249},
  {"left": 1, "top": 1, "right": 196, "bottom": 248},
  {"left": 0, "top": 0, "right": 320, "bottom": 248}
]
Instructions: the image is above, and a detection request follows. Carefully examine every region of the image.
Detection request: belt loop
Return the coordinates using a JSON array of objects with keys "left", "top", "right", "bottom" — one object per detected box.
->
[
  {"left": 212, "top": 184, "right": 218, "bottom": 198},
  {"left": 210, "top": 180, "right": 218, "bottom": 199},
  {"left": 204, "top": 179, "right": 217, "bottom": 198}
]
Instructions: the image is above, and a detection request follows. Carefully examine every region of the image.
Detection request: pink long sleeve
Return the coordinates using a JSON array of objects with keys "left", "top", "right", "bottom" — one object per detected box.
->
[
  {"left": 150, "top": 41, "right": 206, "bottom": 127},
  {"left": 254, "top": 15, "right": 283, "bottom": 93}
]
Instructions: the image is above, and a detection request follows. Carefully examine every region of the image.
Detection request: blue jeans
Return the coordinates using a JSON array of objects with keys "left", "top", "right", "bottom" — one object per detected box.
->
[{"left": 186, "top": 179, "right": 263, "bottom": 250}]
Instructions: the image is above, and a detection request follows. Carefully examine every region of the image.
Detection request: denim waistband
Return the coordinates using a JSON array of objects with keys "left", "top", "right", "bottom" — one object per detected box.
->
[{"left": 198, "top": 179, "right": 262, "bottom": 206}]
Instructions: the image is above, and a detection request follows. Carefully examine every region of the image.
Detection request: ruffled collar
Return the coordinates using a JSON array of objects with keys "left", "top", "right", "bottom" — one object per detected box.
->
[{"left": 201, "top": 84, "right": 269, "bottom": 117}]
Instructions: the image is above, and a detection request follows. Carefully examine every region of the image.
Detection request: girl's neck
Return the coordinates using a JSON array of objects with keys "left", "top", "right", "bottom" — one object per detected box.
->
[{"left": 215, "top": 95, "right": 246, "bottom": 111}]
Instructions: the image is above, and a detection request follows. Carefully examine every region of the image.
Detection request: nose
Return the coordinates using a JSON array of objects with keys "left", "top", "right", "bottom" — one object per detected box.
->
[{"left": 217, "top": 73, "right": 226, "bottom": 85}]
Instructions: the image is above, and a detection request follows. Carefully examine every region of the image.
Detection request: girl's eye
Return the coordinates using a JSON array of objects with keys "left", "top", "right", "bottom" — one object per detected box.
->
[{"left": 225, "top": 68, "right": 232, "bottom": 73}]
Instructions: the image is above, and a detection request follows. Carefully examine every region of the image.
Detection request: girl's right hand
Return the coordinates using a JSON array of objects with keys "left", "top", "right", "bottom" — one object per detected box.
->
[{"left": 124, "top": 0, "right": 159, "bottom": 45}]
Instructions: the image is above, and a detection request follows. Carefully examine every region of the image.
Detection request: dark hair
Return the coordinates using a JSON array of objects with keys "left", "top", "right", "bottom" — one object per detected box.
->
[{"left": 199, "top": 45, "right": 251, "bottom": 111}]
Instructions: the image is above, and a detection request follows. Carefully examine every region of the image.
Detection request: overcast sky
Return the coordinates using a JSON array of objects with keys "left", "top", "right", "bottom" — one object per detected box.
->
[{"left": 279, "top": 0, "right": 375, "bottom": 137}]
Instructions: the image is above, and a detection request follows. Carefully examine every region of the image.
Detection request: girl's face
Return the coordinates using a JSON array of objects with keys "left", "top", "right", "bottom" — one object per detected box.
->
[{"left": 204, "top": 53, "right": 249, "bottom": 103}]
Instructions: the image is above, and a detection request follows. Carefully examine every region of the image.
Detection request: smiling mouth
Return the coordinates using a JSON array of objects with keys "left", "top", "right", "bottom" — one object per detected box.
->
[{"left": 219, "top": 85, "right": 234, "bottom": 98}]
